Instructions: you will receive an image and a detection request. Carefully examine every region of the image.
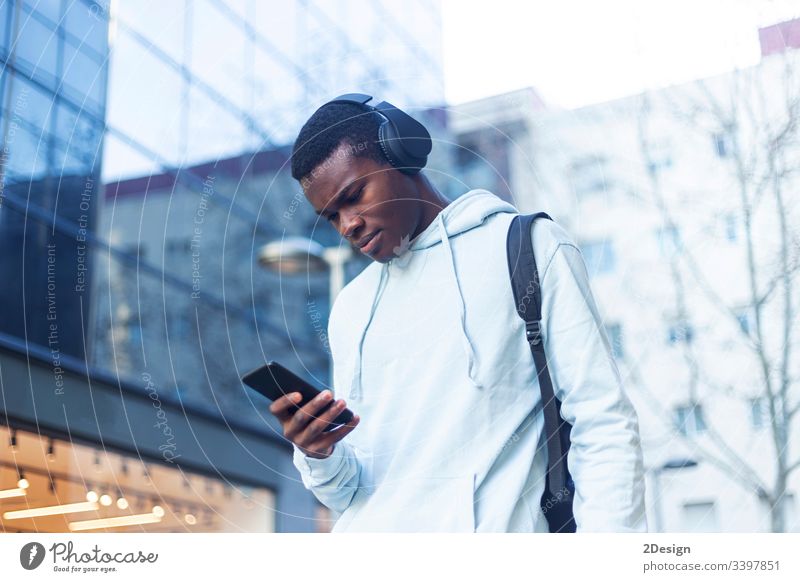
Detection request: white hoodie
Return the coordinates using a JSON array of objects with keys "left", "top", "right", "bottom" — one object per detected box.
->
[{"left": 292, "top": 189, "right": 648, "bottom": 532}]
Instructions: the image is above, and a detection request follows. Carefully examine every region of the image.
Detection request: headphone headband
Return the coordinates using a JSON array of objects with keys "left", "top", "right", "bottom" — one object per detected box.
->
[{"left": 320, "top": 93, "right": 432, "bottom": 174}]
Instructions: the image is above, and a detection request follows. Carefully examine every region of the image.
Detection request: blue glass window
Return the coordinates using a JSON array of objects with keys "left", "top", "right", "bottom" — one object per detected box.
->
[
  {"left": 0, "top": 0, "right": 10, "bottom": 55},
  {"left": 61, "top": 41, "right": 106, "bottom": 112},
  {"left": 750, "top": 397, "right": 769, "bottom": 429},
  {"left": 23, "top": 0, "right": 63, "bottom": 26},
  {"left": 724, "top": 213, "right": 737, "bottom": 241},
  {"left": 675, "top": 404, "right": 707, "bottom": 436},
  {"left": 56, "top": 100, "right": 103, "bottom": 155},
  {"left": 11, "top": 77, "right": 56, "bottom": 135},
  {"left": 64, "top": 0, "right": 108, "bottom": 58},
  {"left": 668, "top": 322, "right": 694, "bottom": 344},
  {"left": 14, "top": 11, "right": 61, "bottom": 87},
  {"left": 54, "top": 143, "right": 92, "bottom": 176},
  {"left": 4, "top": 123, "right": 49, "bottom": 182}
]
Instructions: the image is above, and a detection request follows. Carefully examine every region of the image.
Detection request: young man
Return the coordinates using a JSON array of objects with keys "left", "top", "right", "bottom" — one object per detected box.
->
[{"left": 269, "top": 96, "right": 648, "bottom": 532}]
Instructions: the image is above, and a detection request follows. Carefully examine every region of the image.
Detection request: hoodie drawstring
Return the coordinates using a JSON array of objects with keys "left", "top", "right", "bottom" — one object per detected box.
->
[
  {"left": 437, "top": 213, "right": 482, "bottom": 390},
  {"left": 347, "top": 213, "right": 484, "bottom": 400},
  {"left": 348, "top": 262, "right": 390, "bottom": 400}
]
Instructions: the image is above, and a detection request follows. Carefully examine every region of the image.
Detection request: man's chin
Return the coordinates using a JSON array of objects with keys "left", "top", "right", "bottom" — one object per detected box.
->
[{"left": 369, "top": 252, "right": 393, "bottom": 264}]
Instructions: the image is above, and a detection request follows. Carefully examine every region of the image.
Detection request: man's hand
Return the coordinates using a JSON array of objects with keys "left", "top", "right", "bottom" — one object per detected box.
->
[{"left": 269, "top": 390, "right": 360, "bottom": 459}]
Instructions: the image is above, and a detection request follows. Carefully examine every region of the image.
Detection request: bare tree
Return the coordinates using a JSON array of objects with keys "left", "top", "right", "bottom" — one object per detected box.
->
[{"left": 628, "top": 50, "right": 800, "bottom": 531}]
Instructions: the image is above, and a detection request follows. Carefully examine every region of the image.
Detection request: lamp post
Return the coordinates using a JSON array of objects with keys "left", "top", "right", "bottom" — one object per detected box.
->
[
  {"left": 257, "top": 237, "right": 356, "bottom": 532},
  {"left": 649, "top": 458, "right": 698, "bottom": 533}
]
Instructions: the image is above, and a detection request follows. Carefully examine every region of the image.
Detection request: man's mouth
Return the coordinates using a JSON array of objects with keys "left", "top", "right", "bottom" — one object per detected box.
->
[{"left": 356, "top": 230, "right": 382, "bottom": 254}]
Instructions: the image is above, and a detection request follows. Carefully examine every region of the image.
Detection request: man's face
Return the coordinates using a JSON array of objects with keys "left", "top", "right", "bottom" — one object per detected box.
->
[{"left": 303, "top": 143, "right": 422, "bottom": 263}]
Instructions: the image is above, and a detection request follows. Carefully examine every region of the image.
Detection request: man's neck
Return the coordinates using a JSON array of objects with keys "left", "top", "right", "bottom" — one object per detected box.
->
[{"left": 413, "top": 174, "right": 450, "bottom": 239}]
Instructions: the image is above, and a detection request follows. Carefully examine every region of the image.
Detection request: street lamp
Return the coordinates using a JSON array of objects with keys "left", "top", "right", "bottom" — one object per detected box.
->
[
  {"left": 257, "top": 237, "right": 353, "bottom": 302},
  {"left": 649, "top": 458, "right": 698, "bottom": 532}
]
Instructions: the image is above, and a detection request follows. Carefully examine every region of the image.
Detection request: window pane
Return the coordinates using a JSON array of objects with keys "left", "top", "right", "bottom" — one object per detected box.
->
[
  {"left": 115, "top": 1, "right": 185, "bottom": 63},
  {"left": 63, "top": 0, "right": 108, "bottom": 57},
  {"left": 725, "top": 214, "right": 737, "bottom": 241},
  {"left": 13, "top": 10, "right": 61, "bottom": 87},
  {"left": 0, "top": 0, "right": 10, "bottom": 55},
  {"left": 61, "top": 41, "right": 107, "bottom": 113},
  {"left": 55, "top": 100, "right": 103, "bottom": 158},
  {"left": 10, "top": 77, "right": 56, "bottom": 134},
  {"left": 570, "top": 154, "right": 610, "bottom": 195},
  {"left": 682, "top": 501, "right": 719, "bottom": 532},
  {"left": 23, "top": 0, "right": 62, "bottom": 25},
  {"left": 694, "top": 406, "right": 706, "bottom": 432},
  {"left": 105, "top": 31, "right": 182, "bottom": 163},
  {"left": 100, "top": 132, "right": 161, "bottom": 182},
  {"left": 186, "top": 84, "right": 248, "bottom": 164},
  {"left": 674, "top": 407, "right": 687, "bottom": 435},
  {"left": 54, "top": 142, "right": 91, "bottom": 176},
  {"left": 4, "top": 123, "right": 49, "bottom": 182},
  {"left": 189, "top": 1, "right": 247, "bottom": 111}
]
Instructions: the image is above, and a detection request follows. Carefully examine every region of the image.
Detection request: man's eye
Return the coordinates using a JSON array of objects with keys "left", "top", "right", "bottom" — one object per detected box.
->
[
  {"left": 327, "top": 212, "right": 337, "bottom": 222},
  {"left": 348, "top": 188, "right": 363, "bottom": 202}
]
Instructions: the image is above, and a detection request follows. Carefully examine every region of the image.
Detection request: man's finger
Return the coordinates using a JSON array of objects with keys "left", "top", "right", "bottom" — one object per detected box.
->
[
  {"left": 269, "top": 392, "right": 301, "bottom": 418},
  {"left": 301, "top": 398, "right": 349, "bottom": 441},
  {"left": 290, "top": 390, "right": 334, "bottom": 431},
  {"left": 308, "top": 415, "right": 360, "bottom": 451}
]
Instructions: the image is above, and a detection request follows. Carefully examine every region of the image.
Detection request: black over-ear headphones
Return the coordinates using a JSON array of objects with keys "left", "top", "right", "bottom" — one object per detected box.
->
[{"left": 319, "top": 93, "right": 432, "bottom": 175}]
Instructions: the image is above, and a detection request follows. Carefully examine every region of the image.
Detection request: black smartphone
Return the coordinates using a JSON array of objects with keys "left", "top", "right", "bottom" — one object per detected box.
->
[{"left": 241, "top": 362, "right": 354, "bottom": 432}]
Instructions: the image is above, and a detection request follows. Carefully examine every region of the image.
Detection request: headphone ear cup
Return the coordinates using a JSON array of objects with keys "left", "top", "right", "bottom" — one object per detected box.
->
[{"left": 378, "top": 119, "right": 421, "bottom": 175}]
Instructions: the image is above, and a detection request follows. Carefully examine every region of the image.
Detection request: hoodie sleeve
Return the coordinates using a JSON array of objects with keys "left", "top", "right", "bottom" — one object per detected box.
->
[
  {"left": 290, "top": 281, "right": 373, "bottom": 515},
  {"left": 539, "top": 239, "right": 648, "bottom": 533},
  {"left": 292, "top": 440, "right": 370, "bottom": 513}
]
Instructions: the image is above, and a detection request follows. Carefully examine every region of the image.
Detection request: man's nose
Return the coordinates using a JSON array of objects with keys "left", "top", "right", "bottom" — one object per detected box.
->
[{"left": 340, "top": 211, "right": 365, "bottom": 240}]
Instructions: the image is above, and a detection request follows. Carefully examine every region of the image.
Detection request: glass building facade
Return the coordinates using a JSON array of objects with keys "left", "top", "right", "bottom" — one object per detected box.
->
[
  {"left": 0, "top": 0, "right": 107, "bottom": 360},
  {"left": 101, "top": 0, "right": 445, "bottom": 181},
  {"left": 1, "top": 0, "right": 447, "bottom": 532}
]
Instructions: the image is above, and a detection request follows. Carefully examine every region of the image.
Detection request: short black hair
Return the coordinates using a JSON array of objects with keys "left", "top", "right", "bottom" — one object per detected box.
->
[{"left": 290, "top": 102, "right": 389, "bottom": 186}]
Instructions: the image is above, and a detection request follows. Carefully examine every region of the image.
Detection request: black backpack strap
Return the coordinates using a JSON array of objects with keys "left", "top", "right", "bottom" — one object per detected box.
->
[{"left": 506, "top": 212, "right": 566, "bottom": 496}]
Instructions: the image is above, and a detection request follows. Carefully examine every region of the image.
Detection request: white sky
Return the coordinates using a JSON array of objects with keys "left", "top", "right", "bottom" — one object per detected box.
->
[{"left": 442, "top": 0, "right": 800, "bottom": 108}]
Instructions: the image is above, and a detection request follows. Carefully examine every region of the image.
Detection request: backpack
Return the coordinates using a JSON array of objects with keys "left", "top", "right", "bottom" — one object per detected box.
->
[{"left": 506, "top": 212, "right": 577, "bottom": 533}]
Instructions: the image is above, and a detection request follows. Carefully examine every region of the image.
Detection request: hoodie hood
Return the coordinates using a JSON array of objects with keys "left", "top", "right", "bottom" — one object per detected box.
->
[{"left": 347, "top": 189, "right": 519, "bottom": 400}]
